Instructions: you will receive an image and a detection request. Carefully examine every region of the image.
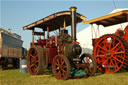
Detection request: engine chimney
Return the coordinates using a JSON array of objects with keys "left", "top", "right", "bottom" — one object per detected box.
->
[{"left": 70, "top": 7, "right": 77, "bottom": 42}]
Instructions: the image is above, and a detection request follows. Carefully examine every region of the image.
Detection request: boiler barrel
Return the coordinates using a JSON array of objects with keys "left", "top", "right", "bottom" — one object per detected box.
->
[{"left": 20, "top": 59, "right": 28, "bottom": 73}]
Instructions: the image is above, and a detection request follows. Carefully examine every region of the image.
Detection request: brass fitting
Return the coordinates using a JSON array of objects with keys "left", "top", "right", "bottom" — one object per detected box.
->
[{"left": 70, "top": 7, "right": 77, "bottom": 11}]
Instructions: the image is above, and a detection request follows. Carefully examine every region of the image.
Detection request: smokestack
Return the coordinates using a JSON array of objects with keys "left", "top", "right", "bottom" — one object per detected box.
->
[{"left": 70, "top": 7, "right": 77, "bottom": 42}]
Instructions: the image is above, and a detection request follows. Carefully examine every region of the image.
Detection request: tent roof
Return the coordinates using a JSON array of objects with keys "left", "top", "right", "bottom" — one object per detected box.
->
[
  {"left": 83, "top": 10, "right": 128, "bottom": 27},
  {"left": 23, "top": 11, "right": 85, "bottom": 31}
]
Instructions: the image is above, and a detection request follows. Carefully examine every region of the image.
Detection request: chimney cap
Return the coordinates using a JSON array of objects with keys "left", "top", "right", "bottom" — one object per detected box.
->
[{"left": 70, "top": 7, "right": 77, "bottom": 11}]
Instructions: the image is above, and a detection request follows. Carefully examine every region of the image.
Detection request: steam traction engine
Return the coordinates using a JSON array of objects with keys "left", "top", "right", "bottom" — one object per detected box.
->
[
  {"left": 84, "top": 10, "right": 128, "bottom": 73},
  {"left": 23, "top": 7, "right": 97, "bottom": 80}
]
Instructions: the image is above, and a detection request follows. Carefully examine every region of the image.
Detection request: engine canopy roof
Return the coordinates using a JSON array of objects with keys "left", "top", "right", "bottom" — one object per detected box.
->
[
  {"left": 83, "top": 10, "right": 128, "bottom": 27},
  {"left": 23, "top": 11, "right": 86, "bottom": 31}
]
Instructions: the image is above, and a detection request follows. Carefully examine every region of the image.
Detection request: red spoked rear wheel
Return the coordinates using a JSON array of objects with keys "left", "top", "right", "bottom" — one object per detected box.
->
[
  {"left": 52, "top": 55, "right": 71, "bottom": 80},
  {"left": 93, "top": 34, "right": 128, "bottom": 73},
  {"left": 27, "top": 46, "right": 45, "bottom": 75}
]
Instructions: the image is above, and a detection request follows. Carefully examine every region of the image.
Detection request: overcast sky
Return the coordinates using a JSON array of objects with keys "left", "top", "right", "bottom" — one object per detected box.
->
[{"left": 1, "top": 0, "right": 128, "bottom": 49}]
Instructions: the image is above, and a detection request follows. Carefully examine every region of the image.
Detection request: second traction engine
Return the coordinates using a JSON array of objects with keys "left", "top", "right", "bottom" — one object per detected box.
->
[{"left": 83, "top": 9, "right": 128, "bottom": 73}]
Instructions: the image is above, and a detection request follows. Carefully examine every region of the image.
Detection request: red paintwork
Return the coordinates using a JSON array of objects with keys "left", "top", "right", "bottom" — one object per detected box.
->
[
  {"left": 36, "top": 35, "right": 58, "bottom": 65},
  {"left": 37, "top": 40, "right": 46, "bottom": 47},
  {"left": 43, "top": 49, "right": 47, "bottom": 65},
  {"left": 47, "top": 48, "right": 57, "bottom": 64},
  {"left": 72, "top": 41, "right": 80, "bottom": 44},
  {"left": 93, "top": 25, "right": 128, "bottom": 73},
  {"left": 114, "top": 25, "right": 128, "bottom": 43},
  {"left": 46, "top": 35, "right": 56, "bottom": 48},
  {"left": 36, "top": 35, "right": 65, "bottom": 65},
  {"left": 122, "top": 25, "right": 128, "bottom": 43},
  {"left": 92, "top": 38, "right": 98, "bottom": 46}
]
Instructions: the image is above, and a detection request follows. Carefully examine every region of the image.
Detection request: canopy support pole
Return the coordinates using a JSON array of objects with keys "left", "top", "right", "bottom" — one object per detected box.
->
[
  {"left": 47, "top": 26, "right": 49, "bottom": 38},
  {"left": 91, "top": 24, "right": 94, "bottom": 39},
  {"left": 44, "top": 31, "right": 45, "bottom": 39},
  {"left": 59, "top": 27, "right": 61, "bottom": 35},
  {"left": 32, "top": 29, "right": 34, "bottom": 45}
]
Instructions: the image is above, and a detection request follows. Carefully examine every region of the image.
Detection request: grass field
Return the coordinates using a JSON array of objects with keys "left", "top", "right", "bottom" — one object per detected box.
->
[{"left": 0, "top": 69, "right": 128, "bottom": 85}]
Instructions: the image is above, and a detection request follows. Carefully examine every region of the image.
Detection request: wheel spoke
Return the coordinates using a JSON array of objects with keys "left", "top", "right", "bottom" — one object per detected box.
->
[
  {"left": 114, "top": 51, "right": 125, "bottom": 55},
  {"left": 58, "top": 70, "right": 61, "bottom": 74},
  {"left": 111, "top": 59, "right": 116, "bottom": 70},
  {"left": 113, "top": 57, "right": 123, "bottom": 64},
  {"left": 113, "top": 45, "right": 122, "bottom": 52},
  {"left": 55, "top": 62, "right": 60, "bottom": 66},
  {"left": 112, "top": 38, "right": 115, "bottom": 47},
  {"left": 30, "top": 55, "right": 35, "bottom": 58},
  {"left": 62, "top": 69, "right": 66, "bottom": 73},
  {"left": 96, "top": 54, "right": 106, "bottom": 58},
  {"left": 30, "top": 58, "right": 34, "bottom": 64},
  {"left": 56, "top": 59, "right": 60, "bottom": 64},
  {"left": 63, "top": 65, "right": 67, "bottom": 68},
  {"left": 112, "top": 43, "right": 120, "bottom": 51},
  {"left": 105, "top": 61, "right": 108, "bottom": 71},
  {"left": 102, "top": 58, "right": 109, "bottom": 65},
  {"left": 34, "top": 50, "right": 37, "bottom": 56},
  {"left": 99, "top": 50, "right": 106, "bottom": 54},
  {"left": 97, "top": 45, "right": 107, "bottom": 52},
  {"left": 84, "top": 68, "right": 88, "bottom": 73},
  {"left": 62, "top": 71, "right": 66, "bottom": 78},
  {"left": 103, "top": 38, "right": 109, "bottom": 49},
  {"left": 108, "top": 59, "right": 112, "bottom": 71},
  {"left": 30, "top": 64, "right": 35, "bottom": 68},
  {"left": 61, "top": 60, "right": 65, "bottom": 66},
  {"left": 115, "top": 55, "right": 124, "bottom": 60},
  {"left": 88, "top": 66, "right": 92, "bottom": 72},
  {"left": 113, "top": 59, "right": 118, "bottom": 68},
  {"left": 58, "top": 70, "right": 61, "bottom": 78}
]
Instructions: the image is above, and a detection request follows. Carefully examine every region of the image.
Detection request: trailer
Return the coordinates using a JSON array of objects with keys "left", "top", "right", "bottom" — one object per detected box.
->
[{"left": 0, "top": 28, "right": 23, "bottom": 70}]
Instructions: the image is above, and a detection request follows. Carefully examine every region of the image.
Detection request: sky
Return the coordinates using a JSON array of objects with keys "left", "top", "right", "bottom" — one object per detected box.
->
[{"left": 1, "top": 0, "right": 128, "bottom": 49}]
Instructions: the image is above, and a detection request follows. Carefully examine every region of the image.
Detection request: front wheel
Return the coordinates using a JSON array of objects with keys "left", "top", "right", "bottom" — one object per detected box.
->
[{"left": 52, "top": 55, "right": 71, "bottom": 80}]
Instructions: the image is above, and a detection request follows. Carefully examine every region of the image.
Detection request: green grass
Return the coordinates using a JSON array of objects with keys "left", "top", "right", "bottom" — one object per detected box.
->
[{"left": 0, "top": 69, "right": 128, "bottom": 85}]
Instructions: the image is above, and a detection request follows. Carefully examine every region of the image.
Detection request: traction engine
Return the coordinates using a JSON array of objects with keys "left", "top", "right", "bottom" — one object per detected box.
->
[
  {"left": 23, "top": 7, "right": 97, "bottom": 80},
  {"left": 84, "top": 10, "right": 128, "bottom": 73}
]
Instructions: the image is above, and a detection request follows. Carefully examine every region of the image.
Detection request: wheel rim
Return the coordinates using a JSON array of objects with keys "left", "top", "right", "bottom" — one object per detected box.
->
[
  {"left": 52, "top": 55, "right": 70, "bottom": 80},
  {"left": 80, "top": 53, "right": 97, "bottom": 76},
  {"left": 27, "top": 47, "right": 39, "bottom": 75},
  {"left": 93, "top": 34, "right": 126, "bottom": 73}
]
